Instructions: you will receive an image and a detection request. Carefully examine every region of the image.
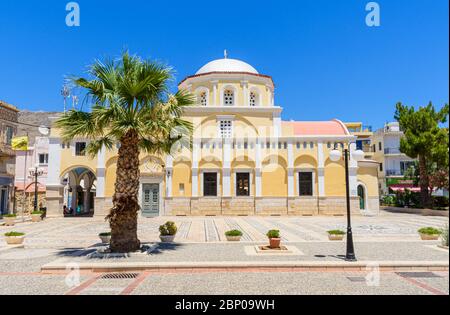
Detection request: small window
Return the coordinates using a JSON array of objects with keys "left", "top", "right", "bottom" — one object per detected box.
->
[
  {"left": 5, "top": 126, "right": 14, "bottom": 145},
  {"left": 249, "top": 91, "right": 258, "bottom": 107},
  {"left": 299, "top": 172, "right": 313, "bottom": 196},
  {"left": 224, "top": 89, "right": 234, "bottom": 106},
  {"left": 199, "top": 91, "right": 208, "bottom": 106},
  {"left": 310, "top": 142, "right": 314, "bottom": 149},
  {"left": 372, "top": 144, "right": 376, "bottom": 152},
  {"left": 75, "top": 142, "right": 86, "bottom": 156},
  {"left": 327, "top": 142, "right": 331, "bottom": 149},
  {"left": 203, "top": 173, "right": 218, "bottom": 197},
  {"left": 379, "top": 163, "right": 383, "bottom": 172},
  {"left": 378, "top": 142, "right": 382, "bottom": 151},
  {"left": 219, "top": 120, "right": 232, "bottom": 138},
  {"left": 303, "top": 142, "right": 307, "bottom": 149},
  {"left": 236, "top": 173, "right": 250, "bottom": 196},
  {"left": 39, "top": 154, "right": 49, "bottom": 165},
  {"left": 296, "top": 142, "right": 301, "bottom": 149}
]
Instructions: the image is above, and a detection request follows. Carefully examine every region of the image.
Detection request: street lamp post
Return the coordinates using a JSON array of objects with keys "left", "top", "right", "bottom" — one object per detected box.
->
[
  {"left": 329, "top": 143, "right": 365, "bottom": 262},
  {"left": 29, "top": 164, "right": 44, "bottom": 212}
]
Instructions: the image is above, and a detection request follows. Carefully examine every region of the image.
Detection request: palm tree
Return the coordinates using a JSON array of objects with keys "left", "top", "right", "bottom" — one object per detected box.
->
[{"left": 55, "top": 52, "right": 194, "bottom": 253}]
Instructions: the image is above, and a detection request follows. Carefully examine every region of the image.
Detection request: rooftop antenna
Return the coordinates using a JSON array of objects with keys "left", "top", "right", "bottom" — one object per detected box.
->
[
  {"left": 224, "top": 49, "right": 228, "bottom": 59},
  {"left": 61, "top": 85, "right": 71, "bottom": 112},
  {"left": 72, "top": 95, "right": 79, "bottom": 110}
]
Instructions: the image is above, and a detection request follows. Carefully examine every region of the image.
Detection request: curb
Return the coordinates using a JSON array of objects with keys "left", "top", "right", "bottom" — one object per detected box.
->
[{"left": 41, "top": 260, "right": 449, "bottom": 273}]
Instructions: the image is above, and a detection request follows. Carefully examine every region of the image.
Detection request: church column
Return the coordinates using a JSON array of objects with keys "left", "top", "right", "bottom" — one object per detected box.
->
[
  {"left": 212, "top": 80, "right": 219, "bottom": 106},
  {"left": 287, "top": 140, "right": 295, "bottom": 197},
  {"left": 166, "top": 155, "right": 173, "bottom": 198},
  {"left": 191, "top": 139, "right": 200, "bottom": 197},
  {"left": 317, "top": 142, "right": 325, "bottom": 197},
  {"left": 255, "top": 138, "right": 262, "bottom": 197},
  {"left": 349, "top": 143, "right": 358, "bottom": 197},
  {"left": 222, "top": 138, "right": 232, "bottom": 197},
  {"left": 241, "top": 80, "right": 249, "bottom": 107},
  {"left": 273, "top": 112, "right": 281, "bottom": 138},
  {"left": 96, "top": 146, "right": 106, "bottom": 198}
]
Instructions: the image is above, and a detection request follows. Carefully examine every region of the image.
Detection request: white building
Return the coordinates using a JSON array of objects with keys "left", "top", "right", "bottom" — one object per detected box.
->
[{"left": 371, "top": 122, "right": 417, "bottom": 195}]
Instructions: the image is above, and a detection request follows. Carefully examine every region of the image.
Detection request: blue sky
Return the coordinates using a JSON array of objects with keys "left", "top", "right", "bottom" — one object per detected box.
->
[{"left": 0, "top": 0, "right": 448, "bottom": 129}]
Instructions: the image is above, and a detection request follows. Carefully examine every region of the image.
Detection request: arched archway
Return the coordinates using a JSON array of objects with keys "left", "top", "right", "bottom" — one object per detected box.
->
[
  {"left": 357, "top": 184, "right": 367, "bottom": 210},
  {"left": 60, "top": 167, "right": 97, "bottom": 217}
]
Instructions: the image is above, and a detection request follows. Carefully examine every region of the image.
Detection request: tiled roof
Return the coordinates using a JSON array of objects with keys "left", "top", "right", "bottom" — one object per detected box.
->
[
  {"left": 0, "top": 100, "right": 19, "bottom": 112},
  {"left": 284, "top": 120, "right": 349, "bottom": 136}
]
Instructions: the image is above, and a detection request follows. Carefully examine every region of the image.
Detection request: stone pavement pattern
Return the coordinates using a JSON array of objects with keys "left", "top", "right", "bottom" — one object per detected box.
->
[
  {"left": 1, "top": 211, "right": 448, "bottom": 248},
  {"left": 0, "top": 211, "right": 448, "bottom": 295}
]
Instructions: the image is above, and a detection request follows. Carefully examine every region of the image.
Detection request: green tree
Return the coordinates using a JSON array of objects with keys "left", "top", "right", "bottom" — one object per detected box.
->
[
  {"left": 55, "top": 52, "right": 194, "bottom": 252},
  {"left": 395, "top": 102, "right": 449, "bottom": 208}
]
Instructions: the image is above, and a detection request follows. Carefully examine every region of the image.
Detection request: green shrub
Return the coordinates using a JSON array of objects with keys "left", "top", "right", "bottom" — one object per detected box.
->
[
  {"left": 99, "top": 232, "right": 111, "bottom": 237},
  {"left": 381, "top": 195, "right": 396, "bottom": 206},
  {"left": 432, "top": 196, "right": 449, "bottom": 209},
  {"left": 31, "top": 211, "right": 44, "bottom": 215},
  {"left": 441, "top": 225, "right": 449, "bottom": 247},
  {"left": 266, "top": 230, "right": 280, "bottom": 239},
  {"left": 395, "top": 190, "right": 423, "bottom": 208},
  {"left": 418, "top": 227, "right": 442, "bottom": 235},
  {"left": 4, "top": 232, "right": 25, "bottom": 237},
  {"left": 159, "top": 221, "right": 177, "bottom": 236},
  {"left": 3, "top": 214, "right": 17, "bottom": 218},
  {"left": 328, "top": 230, "right": 346, "bottom": 235},
  {"left": 225, "top": 230, "right": 243, "bottom": 237}
]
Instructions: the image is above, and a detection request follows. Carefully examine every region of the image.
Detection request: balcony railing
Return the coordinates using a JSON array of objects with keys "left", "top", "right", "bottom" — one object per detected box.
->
[
  {"left": 386, "top": 169, "right": 404, "bottom": 176},
  {"left": 361, "top": 125, "right": 373, "bottom": 132},
  {"left": 384, "top": 148, "right": 402, "bottom": 155}
]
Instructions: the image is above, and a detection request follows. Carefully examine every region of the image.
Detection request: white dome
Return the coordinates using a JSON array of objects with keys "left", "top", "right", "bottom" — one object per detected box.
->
[{"left": 196, "top": 58, "right": 259, "bottom": 75}]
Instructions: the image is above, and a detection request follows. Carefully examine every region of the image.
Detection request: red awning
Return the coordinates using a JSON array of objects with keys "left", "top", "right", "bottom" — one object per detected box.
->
[{"left": 389, "top": 185, "right": 421, "bottom": 193}]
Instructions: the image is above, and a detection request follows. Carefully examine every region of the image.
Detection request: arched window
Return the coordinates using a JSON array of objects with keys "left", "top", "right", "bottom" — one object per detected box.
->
[
  {"left": 223, "top": 89, "right": 234, "bottom": 106},
  {"left": 249, "top": 91, "right": 258, "bottom": 107},
  {"left": 199, "top": 91, "right": 207, "bottom": 106}
]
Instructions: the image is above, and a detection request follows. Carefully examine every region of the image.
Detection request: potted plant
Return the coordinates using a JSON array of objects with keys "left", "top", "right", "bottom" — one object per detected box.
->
[
  {"left": 327, "top": 230, "right": 346, "bottom": 241},
  {"left": 31, "top": 211, "right": 44, "bottom": 222},
  {"left": 440, "top": 225, "right": 448, "bottom": 248},
  {"left": 225, "top": 230, "right": 243, "bottom": 242},
  {"left": 4, "top": 232, "right": 25, "bottom": 245},
  {"left": 266, "top": 230, "right": 281, "bottom": 249},
  {"left": 99, "top": 232, "right": 111, "bottom": 244},
  {"left": 418, "top": 227, "right": 442, "bottom": 241},
  {"left": 159, "top": 221, "right": 177, "bottom": 243},
  {"left": 3, "top": 214, "right": 16, "bottom": 226}
]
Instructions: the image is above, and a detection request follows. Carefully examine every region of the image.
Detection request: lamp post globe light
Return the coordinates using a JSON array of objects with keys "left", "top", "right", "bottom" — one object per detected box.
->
[
  {"left": 29, "top": 164, "right": 44, "bottom": 212},
  {"left": 329, "top": 143, "right": 365, "bottom": 262}
]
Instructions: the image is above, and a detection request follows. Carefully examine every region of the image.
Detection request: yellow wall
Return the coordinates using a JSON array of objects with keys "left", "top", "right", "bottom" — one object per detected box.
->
[{"left": 358, "top": 166, "right": 379, "bottom": 197}]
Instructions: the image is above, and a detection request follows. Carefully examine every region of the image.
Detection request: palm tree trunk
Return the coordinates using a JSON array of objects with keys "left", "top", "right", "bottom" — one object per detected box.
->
[
  {"left": 108, "top": 130, "right": 141, "bottom": 253},
  {"left": 418, "top": 154, "right": 431, "bottom": 208}
]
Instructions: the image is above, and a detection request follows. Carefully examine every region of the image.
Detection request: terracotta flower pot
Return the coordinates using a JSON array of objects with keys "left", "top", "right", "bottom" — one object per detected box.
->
[
  {"left": 31, "top": 214, "right": 42, "bottom": 222},
  {"left": 5, "top": 236, "right": 25, "bottom": 245},
  {"left": 4, "top": 217, "right": 16, "bottom": 226},
  {"left": 160, "top": 235, "right": 176, "bottom": 243},
  {"left": 419, "top": 233, "right": 440, "bottom": 241},
  {"left": 269, "top": 238, "right": 281, "bottom": 249},
  {"left": 328, "top": 234, "right": 345, "bottom": 241},
  {"left": 226, "top": 236, "right": 241, "bottom": 242}
]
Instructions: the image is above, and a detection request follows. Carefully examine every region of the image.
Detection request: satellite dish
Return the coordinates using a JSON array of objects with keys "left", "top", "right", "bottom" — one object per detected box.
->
[{"left": 38, "top": 125, "right": 50, "bottom": 136}]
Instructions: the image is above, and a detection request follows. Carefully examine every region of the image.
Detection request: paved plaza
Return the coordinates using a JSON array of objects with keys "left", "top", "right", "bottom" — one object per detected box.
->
[
  {"left": 0, "top": 211, "right": 448, "bottom": 295},
  {"left": 0, "top": 211, "right": 448, "bottom": 248}
]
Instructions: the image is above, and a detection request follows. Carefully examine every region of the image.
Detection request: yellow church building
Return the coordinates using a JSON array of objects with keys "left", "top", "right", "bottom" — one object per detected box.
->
[{"left": 45, "top": 56, "right": 380, "bottom": 217}]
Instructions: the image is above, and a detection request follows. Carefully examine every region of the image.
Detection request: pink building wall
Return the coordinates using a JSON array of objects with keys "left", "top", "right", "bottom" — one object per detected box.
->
[{"left": 14, "top": 136, "right": 49, "bottom": 192}]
